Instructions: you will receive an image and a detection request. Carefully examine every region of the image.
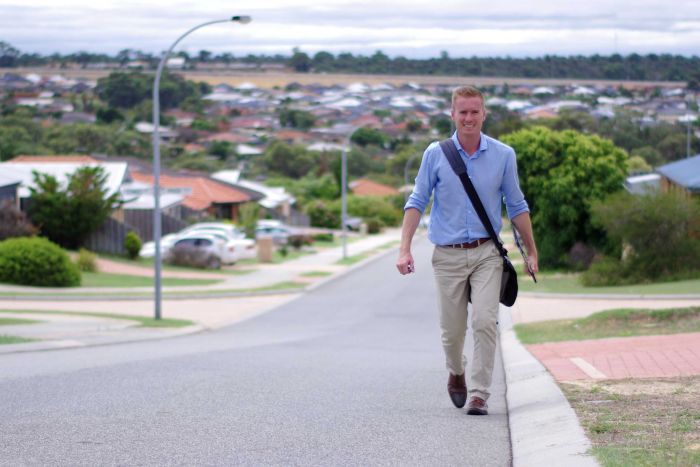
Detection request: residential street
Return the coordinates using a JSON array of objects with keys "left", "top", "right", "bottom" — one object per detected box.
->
[{"left": 0, "top": 238, "right": 512, "bottom": 466}]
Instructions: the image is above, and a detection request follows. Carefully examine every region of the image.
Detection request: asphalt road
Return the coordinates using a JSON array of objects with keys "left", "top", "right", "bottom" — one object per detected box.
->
[{"left": 0, "top": 238, "right": 511, "bottom": 466}]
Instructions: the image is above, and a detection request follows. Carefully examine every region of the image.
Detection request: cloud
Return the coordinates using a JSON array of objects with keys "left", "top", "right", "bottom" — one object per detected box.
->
[{"left": 0, "top": 0, "right": 698, "bottom": 57}]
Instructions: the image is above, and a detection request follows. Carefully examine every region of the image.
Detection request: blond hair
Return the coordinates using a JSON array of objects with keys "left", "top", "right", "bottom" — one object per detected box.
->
[{"left": 451, "top": 86, "right": 485, "bottom": 109}]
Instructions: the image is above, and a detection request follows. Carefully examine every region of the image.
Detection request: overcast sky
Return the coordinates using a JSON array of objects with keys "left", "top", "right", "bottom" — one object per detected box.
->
[{"left": 2, "top": 0, "right": 699, "bottom": 59}]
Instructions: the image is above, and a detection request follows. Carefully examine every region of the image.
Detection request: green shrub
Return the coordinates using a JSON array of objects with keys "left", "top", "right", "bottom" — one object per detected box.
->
[
  {"left": 238, "top": 203, "right": 260, "bottom": 238},
  {"left": 580, "top": 257, "right": 630, "bottom": 286},
  {"left": 0, "top": 200, "right": 38, "bottom": 241},
  {"left": 124, "top": 231, "right": 142, "bottom": 259},
  {"left": 589, "top": 192, "right": 700, "bottom": 284},
  {"left": 0, "top": 237, "right": 80, "bottom": 287},
  {"left": 313, "top": 233, "right": 334, "bottom": 242},
  {"left": 76, "top": 248, "right": 98, "bottom": 272},
  {"left": 365, "top": 217, "right": 384, "bottom": 234},
  {"left": 306, "top": 201, "right": 341, "bottom": 229},
  {"left": 288, "top": 234, "right": 313, "bottom": 250}
]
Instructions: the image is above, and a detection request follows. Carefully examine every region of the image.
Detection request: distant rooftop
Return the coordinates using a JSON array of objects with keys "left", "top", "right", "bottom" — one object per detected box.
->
[{"left": 656, "top": 154, "right": 700, "bottom": 192}]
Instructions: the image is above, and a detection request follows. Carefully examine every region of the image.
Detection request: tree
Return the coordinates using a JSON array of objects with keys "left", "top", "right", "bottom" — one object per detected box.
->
[
  {"left": 197, "top": 50, "right": 212, "bottom": 63},
  {"left": 626, "top": 155, "right": 652, "bottom": 174},
  {"left": 96, "top": 72, "right": 150, "bottom": 108},
  {"left": 586, "top": 192, "right": 700, "bottom": 284},
  {"left": 290, "top": 48, "right": 311, "bottom": 72},
  {"left": 312, "top": 51, "right": 335, "bottom": 71},
  {"left": 43, "top": 124, "right": 113, "bottom": 155},
  {"left": 501, "top": 127, "right": 629, "bottom": 267},
  {"left": 263, "top": 141, "right": 318, "bottom": 178},
  {"left": 279, "top": 107, "right": 316, "bottom": 130},
  {"left": 0, "top": 126, "right": 36, "bottom": 160},
  {"left": 0, "top": 41, "right": 20, "bottom": 67},
  {"left": 350, "top": 127, "right": 388, "bottom": 147},
  {"left": 27, "top": 167, "right": 122, "bottom": 249},
  {"left": 95, "top": 71, "right": 207, "bottom": 110},
  {"left": 0, "top": 200, "right": 37, "bottom": 240}
]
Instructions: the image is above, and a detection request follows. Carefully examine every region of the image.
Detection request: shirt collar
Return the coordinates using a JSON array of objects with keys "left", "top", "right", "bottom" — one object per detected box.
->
[{"left": 451, "top": 132, "right": 488, "bottom": 158}]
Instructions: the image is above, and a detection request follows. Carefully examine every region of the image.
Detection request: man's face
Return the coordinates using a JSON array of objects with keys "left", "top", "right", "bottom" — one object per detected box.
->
[{"left": 451, "top": 95, "right": 486, "bottom": 139}]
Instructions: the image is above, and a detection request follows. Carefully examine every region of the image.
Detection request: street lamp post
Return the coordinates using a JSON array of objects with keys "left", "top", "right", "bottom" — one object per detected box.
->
[
  {"left": 679, "top": 113, "right": 695, "bottom": 159},
  {"left": 152, "top": 16, "right": 251, "bottom": 320},
  {"left": 341, "top": 143, "right": 348, "bottom": 260},
  {"left": 403, "top": 153, "right": 420, "bottom": 203}
]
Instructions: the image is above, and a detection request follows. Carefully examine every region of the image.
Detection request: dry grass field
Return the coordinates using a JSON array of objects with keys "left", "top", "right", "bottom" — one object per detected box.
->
[{"left": 6, "top": 67, "right": 685, "bottom": 90}]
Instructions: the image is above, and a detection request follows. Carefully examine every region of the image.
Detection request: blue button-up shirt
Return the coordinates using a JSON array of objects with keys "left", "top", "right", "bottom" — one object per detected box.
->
[{"left": 405, "top": 132, "right": 529, "bottom": 246}]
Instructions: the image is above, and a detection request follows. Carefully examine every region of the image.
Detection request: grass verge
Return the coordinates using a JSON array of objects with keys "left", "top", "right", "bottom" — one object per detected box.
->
[
  {"left": 518, "top": 273, "right": 700, "bottom": 295},
  {"left": 300, "top": 271, "right": 333, "bottom": 277},
  {"left": 0, "top": 335, "right": 37, "bottom": 345},
  {"left": 0, "top": 310, "right": 194, "bottom": 328},
  {"left": 0, "top": 281, "right": 307, "bottom": 298},
  {"left": 80, "top": 272, "right": 222, "bottom": 288},
  {"left": 514, "top": 307, "right": 700, "bottom": 344},
  {"left": 0, "top": 317, "right": 41, "bottom": 326},
  {"left": 562, "top": 376, "right": 700, "bottom": 466},
  {"left": 99, "top": 254, "right": 256, "bottom": 276}
]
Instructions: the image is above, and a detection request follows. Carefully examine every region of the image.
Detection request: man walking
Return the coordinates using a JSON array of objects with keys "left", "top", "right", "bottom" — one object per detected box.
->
[{"left": 396, "top": 85, "right": 538, "bottom": 415}]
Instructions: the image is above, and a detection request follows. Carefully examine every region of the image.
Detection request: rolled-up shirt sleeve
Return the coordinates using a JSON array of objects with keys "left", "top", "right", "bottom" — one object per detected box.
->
[
  {"left": 502, "top": 149, "right": 530, "bottom": 220},
  {"left": 404, "top": 144, "right": 437, "bottom": 213}
]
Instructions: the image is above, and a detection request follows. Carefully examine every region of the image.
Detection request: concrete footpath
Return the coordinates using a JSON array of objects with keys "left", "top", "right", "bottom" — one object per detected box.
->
[{"left": 1, "top": 230, "right": 699, "bottom": 466}]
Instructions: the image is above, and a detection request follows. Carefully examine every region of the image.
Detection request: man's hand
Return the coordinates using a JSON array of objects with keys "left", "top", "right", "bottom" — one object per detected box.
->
[
  {"left": 396, "top": 251, "right": 415, "bottom": 275},
  {"left": 524, "top": 253, "right": 538, "bottom": 280},
  {"left": 397, "top": 208, "right": 421, "bottom": 275}
]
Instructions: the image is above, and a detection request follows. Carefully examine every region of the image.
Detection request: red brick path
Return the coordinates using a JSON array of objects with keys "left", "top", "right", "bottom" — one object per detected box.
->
[{"left": 526, "top": 332, "right": 700, "bottom": 381}]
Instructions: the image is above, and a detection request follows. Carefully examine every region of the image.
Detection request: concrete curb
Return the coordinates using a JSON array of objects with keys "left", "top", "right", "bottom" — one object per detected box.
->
[
  {"left": 499, "top": 307, "right": 599, "bottom": 467},
  {"left": 0, "top": 288, "right": 304, "bottom": 301},
  {"left": 519, "top": 292, "right": 700, "bottom": 300}
]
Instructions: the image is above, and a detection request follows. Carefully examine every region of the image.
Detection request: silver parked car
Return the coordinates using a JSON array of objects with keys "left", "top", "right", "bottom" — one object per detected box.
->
[{"left": 164, "top": 234, "right": 224, "bottom": 269}]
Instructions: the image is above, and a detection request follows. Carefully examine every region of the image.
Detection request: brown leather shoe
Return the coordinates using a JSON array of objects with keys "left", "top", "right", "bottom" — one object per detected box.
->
[
  {"left": 447, "top": 373, "right": 467, "bottom": 408},
  {"left": 466, "top": 396, "right": 488, "bottom": 415}
]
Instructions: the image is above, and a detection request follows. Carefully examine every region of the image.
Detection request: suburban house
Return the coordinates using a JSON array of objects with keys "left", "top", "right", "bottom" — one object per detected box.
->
[
  {"left": 0, "top": 156, "right": 129, "bottom": 213},
  {"left": 655, "top": 154, "right": 700, "bottom": 198},
  {"left": 211, "top": 170, "right": 302, "bottom": 224},
  {"left": 0, "top": 155, "right": 131, "bottom": 253},
  {"left": 0, "top": 173, "right": 21, "bottom": 207},
  {"left": 128, "top": 171, "right": 253, "bottom": 221}
]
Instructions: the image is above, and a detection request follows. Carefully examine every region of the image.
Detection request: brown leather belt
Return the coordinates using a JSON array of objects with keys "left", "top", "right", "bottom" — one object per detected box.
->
[{"left": 442, "top": 238, "right": 491, "bottom": 249}]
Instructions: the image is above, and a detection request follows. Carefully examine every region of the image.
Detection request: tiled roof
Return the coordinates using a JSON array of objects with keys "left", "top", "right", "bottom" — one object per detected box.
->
[
  {"left": 130, "top": 172, "right": 251, "bottom": 211},
  {"left": 349, "top": 178, "right": 400, "bottom": 197}
]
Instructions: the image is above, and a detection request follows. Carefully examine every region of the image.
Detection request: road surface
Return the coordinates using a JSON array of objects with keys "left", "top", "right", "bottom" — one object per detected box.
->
[{"left": 0, "top": 238, "right": 511, "bottom": 466}]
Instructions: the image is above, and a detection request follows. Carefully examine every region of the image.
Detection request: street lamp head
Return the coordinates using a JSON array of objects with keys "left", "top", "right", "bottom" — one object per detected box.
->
[{"left": 231, "top": 15, "right": 252, "bottom": 24}]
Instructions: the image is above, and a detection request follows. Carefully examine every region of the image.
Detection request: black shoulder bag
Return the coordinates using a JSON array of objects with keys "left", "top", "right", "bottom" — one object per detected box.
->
[{"left": 439, "top": 139, "right": 518, "bottom": 307}]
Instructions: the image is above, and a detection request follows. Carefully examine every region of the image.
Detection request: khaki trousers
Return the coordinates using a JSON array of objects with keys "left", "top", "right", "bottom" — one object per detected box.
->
[{"left": 431, "top": 241, "right": 502, "bottom": 400}]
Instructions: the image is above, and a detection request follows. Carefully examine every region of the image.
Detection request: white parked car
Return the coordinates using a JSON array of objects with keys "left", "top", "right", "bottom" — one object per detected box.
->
[
  {"left": 138, "top": 233, "right": 180, "bottom": 258},
  {"left": 164, "top": 233, "right": 226, "bottom": 269},
  {"left": 139, "top": 222, "right": 254, "bottom": 262},
  {"left": 180, "top": 222, "right": 245, "bottom": 240},
  {"left": 187, "top": 229, "right": 257, "bottom": 264}
]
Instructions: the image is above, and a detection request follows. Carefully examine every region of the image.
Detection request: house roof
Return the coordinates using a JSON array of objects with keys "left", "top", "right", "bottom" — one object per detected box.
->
[
  {"left": 0, "top": 173, "right": 22, "bottom": 187},
  {"left": 624, "top": 173, "right": 661, "bottom": 195},
  {"left": 349, "top": 178, "right": 400, "bottom": 197},
  {"left": 212, "top": 170, "right": 292, "bottom": 208},
  {"left": 130, "top": 171, "right": 251, "bottom": 211},
  {"left": 0, "top": 160, "right": 128, "bottom": 198},
  {"left": 656, "top": 154, "right": 700, "bottom": 192}
]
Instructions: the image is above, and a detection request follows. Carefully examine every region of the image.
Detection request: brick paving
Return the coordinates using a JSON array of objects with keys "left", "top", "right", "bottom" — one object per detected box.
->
[{"left": 526, "top": 332, "right": 700, "bottom": 381}]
